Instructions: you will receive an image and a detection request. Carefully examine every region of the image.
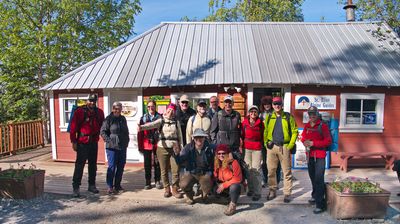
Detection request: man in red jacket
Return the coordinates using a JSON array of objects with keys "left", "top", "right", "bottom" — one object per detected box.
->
[
  {"left": 70, "top": 94, "right": 105, "bottom": 197},
  {"left": 301, "top": 106, "right": 332, "bottom": 214}
]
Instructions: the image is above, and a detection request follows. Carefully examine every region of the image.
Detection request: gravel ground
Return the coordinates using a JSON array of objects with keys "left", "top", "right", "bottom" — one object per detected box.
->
[{"left": 1, "top": 193, "right": 399, "bottom": 224}]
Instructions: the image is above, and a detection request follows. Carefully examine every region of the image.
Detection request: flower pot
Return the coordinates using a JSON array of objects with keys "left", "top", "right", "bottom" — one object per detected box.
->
[
  {"left": 326, "top": 183, "right": 390, "bottom": 219},
  {"left": 0, "top": 169, "right": 45, "bottom": 199}
]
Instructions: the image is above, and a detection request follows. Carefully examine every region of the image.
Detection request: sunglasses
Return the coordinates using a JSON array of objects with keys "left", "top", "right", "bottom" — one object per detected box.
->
[
  {"left": 272, "top": 102, "right": 282, "bottom": 106},
  {"left": 181, "top": 101, "right": 189, "bottom": 104},
  {"left": 89, "top": 99, "right": 97, "bottom": 103},
  {"left": 249, "top": 110, "right": 258, "bottom": 114},
  {"left": 217, "top": 152, "right": 226, "bottom": 155}
]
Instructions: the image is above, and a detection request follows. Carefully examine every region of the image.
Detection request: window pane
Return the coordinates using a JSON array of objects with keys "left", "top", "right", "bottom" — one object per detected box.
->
[
  {"left": 65, "top": 112, "right": 71, "bottom": 123},
  {"left": 363, "top": 100, "right": 377, "bottom": 111},
  {"left": 346, "top": 112, "right": 361, "bottom": 124},
  {"left": 347, "top": 99, "right": 361, "bottom": 111}
]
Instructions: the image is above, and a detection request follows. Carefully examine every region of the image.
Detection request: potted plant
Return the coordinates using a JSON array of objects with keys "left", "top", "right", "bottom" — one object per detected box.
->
[
  {"left": 0, "top": 163, "right": 45, "bottom": 199},
  {"left": 326, "top": 176, "right": 390, "bottom": 219}
]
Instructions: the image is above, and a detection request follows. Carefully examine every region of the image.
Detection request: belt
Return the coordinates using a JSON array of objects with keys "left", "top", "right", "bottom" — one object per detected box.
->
[{"left": 273, "top": 142, "right": 284, "bottom": 146}]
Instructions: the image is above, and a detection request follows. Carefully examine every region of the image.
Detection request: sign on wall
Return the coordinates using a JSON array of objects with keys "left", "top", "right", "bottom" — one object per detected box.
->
[
  {"left": 295, "top": 95, "right": 336, "bottom": 110},
  {"left": 120, "top": 101, "right": 138, "bottom": 118}
]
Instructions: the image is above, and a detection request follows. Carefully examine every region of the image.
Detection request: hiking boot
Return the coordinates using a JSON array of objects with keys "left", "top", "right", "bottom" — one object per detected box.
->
[
  {"left": 201, "top": 193, "right": 210, "bottom": 204},
  {"left": 252, "top": 194, "right": 261, "bottom": 201},
  {"left": 283, "top": 195, "right": 291, "bottom": 203},
  {"left": 224, "top": 202, "right": 237, "bottom": 216},
  {"left": 164, "top": 187, "right": 172, "bottom": 198},
  {"left": 261, "top": 181, "right": 266, "bottom": 188},
  {"left": 155, "top": 181, "right": 163, "bottom": 190},
  {"left": 107, "top": 188, "right": 115, "bottom": 195},
  {"left": 308, "top": 198, "right": 316, "bottom": 205},
  {"left": 247, "top": 191, "right": 254, "bottom": 197},
  {"left": 186, "top": 191, "right": 195, "bottom": 205},
  {"left": 172, "top": 186, "right": 183, "bottom": 199},
  {"left": 115, "top": 186, "right": 125, "bottom": 193},
  {"left": 313, "top": 207, "right": 325, "bottom": 214},
  {"left": 72, "top": 188, "right": 80, "bottom": 198},
  {"left": 266, "top": 190, "right": 276, "bottom": 201},
  {"left": 144, "top": 185, "right": 152, "bottom": 190},
  {"left": 88, "top": 185, "right": 99, "bottom": 194}
]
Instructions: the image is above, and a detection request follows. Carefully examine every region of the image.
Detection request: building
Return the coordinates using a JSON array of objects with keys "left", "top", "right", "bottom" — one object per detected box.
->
[{"left": 41, "top": 21, "right": 400, "bottom": 168}]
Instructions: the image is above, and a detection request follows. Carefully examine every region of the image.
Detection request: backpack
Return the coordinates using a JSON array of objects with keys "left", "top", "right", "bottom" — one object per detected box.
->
[
  {"left": 266, "top": 112, "right": 297, "bottom": 154},
  {"left": 316, "top": 117, "right": 339, "bottom": 152},
  {"left": 66, "top": 105, "right": 98, "bottom": 133}
]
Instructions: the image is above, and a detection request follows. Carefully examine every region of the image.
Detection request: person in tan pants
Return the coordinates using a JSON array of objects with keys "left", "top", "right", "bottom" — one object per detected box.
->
[{"left": 138, "top": 103, "right": 184, "bottom": 199}]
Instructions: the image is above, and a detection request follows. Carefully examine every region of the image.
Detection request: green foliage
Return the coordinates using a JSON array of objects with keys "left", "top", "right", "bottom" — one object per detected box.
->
[
  {"left": 0, "top": 163, "right": 38, "bottom": 180},
  {"left": 331, "top": 176, "right": 383, "bottom": 193},
  {"left": 340, "top": 0, "right": 400, "bottom": 36},
  {"left": 0, "top": 0, "right": 142, "bottom": 123},
  {"left": 205, "top": 0, "right": 304, "bottom": 22}
]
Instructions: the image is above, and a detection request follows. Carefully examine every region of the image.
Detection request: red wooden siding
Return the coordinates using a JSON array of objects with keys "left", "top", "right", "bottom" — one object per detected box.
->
[
  {"left": 291, "top": 86, "right": 400, "bottom": 167},
  {"left": 53, "top": 90, "right": 105, "bottom": 163}
]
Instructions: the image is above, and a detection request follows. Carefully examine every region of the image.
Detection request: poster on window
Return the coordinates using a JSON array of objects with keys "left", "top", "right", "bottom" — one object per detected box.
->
[
  {"left": 119, "top": 101, "right": 138, "bottom": 117},
  {"left": 292, "top": 128, "right": 330, "bottom": 169},
  {"left": 363, "top": 113, "right": 377, "bottom": 124}
]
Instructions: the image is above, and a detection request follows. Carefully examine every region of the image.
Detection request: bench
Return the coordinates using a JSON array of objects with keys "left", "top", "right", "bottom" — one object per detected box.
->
[{"left": 338, "top": 152, "right": 400, "bottom": 172}]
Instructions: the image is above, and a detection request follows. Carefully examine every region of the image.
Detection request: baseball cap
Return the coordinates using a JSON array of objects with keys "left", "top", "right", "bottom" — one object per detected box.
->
[
  {"left": 272, "top": 96, "right": 283, "bottom": 103},
  {"left": 248, "top": 105, "right": 259, "bottom": 112},
  {"left": 307, "top": 106, "right": 319, "bottom": 114},
  {"left": 180, "top": 94, "right": 189, "bottom": 102},
  {"left": 223, "top": 95, "right": 234, "bottom": 103},
  {"left": 192, "top": 128, "right": 209, "bottom": 138},
  {"left": 167, "top": 103, "right": 177, "bottom": 111},
  {"left": 197, "top": 99, "right": 207, "bottom": 106},
  {"left": 88, "top": 94, "right": 98, "bottom": 101}
]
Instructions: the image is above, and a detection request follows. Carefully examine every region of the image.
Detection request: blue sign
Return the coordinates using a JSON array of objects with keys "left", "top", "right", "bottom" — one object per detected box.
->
[{"left": 363, "top": 113, "right": 377, "bottom": 124}]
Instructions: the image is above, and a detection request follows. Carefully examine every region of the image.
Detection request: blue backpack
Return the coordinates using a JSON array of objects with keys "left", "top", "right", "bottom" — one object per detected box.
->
[
  {"left": 66, "top": 106, "right": 98, "bottom": 133},
  {"left": 317, "top": 117, "right": 339, "bottom": 152}
]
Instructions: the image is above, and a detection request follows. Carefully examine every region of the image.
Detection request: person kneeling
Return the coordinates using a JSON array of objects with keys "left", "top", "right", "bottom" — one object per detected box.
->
[
  {"left": 214, "top": 144, "right": 243, "bottom": 216},
  {"left": 174, "top": 128, "right": 215, "bottom": 205}
]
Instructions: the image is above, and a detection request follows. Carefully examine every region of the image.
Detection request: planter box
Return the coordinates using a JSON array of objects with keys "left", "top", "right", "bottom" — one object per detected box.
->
[
  {"left": 326, "top": 183, "right": 390, "bottom": 219},
  {"left": 0, "top": 169, "right": 45, "bottom": 199}
]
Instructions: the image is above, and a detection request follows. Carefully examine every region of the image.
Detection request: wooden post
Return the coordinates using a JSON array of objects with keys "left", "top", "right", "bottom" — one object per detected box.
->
[{"left": 8, "top": 122, "right": 14, "bottom": 155}]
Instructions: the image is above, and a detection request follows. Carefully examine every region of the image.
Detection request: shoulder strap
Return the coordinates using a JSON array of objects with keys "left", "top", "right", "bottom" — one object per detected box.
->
[
  {"left": 266, "top": 114, "right": 272, "bottom": 126},
  {"left": 318, "top": 122, "right": 323, "bottom": 137},
  {"left": 191, "top": 115, "right": 196, "bottom": 125},
  {"left": 159, "top": 118, "right": 165, "bottom": 132},
  {"left": 284, "top": 112, "right": 292, "bottom": 137}
]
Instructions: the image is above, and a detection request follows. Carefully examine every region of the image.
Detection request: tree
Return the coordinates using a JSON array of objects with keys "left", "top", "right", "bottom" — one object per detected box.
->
[
  {"left": 345, "top": 0, "right": 400, "bottom": 36},
  {"left": 0, "top": 1, "right": 141, "bottom": 139},
  {"left": 205, "top": 0, "right": 304, "bottom": 22}
]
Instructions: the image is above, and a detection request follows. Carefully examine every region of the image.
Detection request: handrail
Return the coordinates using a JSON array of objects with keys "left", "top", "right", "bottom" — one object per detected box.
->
[{"left": 0, "top": 120, "right": 44, "bottom": 156}]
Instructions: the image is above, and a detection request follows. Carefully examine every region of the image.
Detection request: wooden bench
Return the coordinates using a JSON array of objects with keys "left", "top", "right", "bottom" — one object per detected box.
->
[{"left": 339, "top": 152, "right": 400, "bottom": 172}]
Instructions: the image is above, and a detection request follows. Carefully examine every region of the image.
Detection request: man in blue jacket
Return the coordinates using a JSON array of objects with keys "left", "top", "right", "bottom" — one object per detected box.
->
[{"left": 174, "top": 128, "right": 216, "bottom": 205}]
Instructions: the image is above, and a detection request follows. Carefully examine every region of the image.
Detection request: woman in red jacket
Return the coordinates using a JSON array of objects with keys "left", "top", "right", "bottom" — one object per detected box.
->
[
  {"left": 241, "top": 105, "right": 264, "bottom": 201},
  {"left": 301, "top": 106, "right": 332, "bottom": 214},
  {"left": 214, "top": 144, "right": 243, "bottom": 216}
]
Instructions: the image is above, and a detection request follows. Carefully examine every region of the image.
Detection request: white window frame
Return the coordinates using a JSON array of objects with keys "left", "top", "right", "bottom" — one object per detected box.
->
[
  {"left": 170, "top": 92, "right": 217, "bottom": 105},
  {"left": 58, "top": 94, "right": 89, "bottom": 132},
  {"left": 339, "top": 93, "right": 385, "bottom": 133}
]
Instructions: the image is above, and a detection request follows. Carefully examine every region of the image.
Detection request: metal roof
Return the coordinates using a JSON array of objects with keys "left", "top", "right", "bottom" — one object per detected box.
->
[{"left": 42, "top": 22, "right": 400, "bottom": 90}]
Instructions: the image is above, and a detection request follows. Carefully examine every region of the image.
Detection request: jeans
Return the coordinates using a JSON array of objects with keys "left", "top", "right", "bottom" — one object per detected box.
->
[
  {"left": 72, "top": 142, "right": 98, "bottom": 189},
  {"left": 106, "top": 148, "right": 127, "bottom": 189},
  {"left": 143, "top": 150, "right": 161, "bottom": 184},
  {"left": 308, "top": 158, "right": 326, "bottom": 209}
]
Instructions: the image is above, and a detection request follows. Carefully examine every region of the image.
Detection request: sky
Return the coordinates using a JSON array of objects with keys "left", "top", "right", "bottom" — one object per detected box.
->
[{"left": 133, "top": 0, "right": 348, "bottom": 37}]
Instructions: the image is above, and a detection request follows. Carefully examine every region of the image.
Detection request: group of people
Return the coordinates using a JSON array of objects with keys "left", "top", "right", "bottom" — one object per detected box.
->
[{"left": 69, "top": 93, "right": 333, "bottom": 216}]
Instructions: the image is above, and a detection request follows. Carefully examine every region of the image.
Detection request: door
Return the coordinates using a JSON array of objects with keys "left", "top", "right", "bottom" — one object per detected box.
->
[{"left": 108, "top": 89, "right": 143, "bottom": 163}]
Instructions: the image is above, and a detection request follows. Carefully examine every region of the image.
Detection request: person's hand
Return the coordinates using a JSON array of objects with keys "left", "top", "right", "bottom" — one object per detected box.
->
[
  {"left": 304, "top": 140, "right": 313, "bottom": 147},
  {"left": 216, "top": 184, "right": 224, "bottom": 194},
  {"left": 172, "top": 142, "right": 180, "bottom": 155},
  {"left": 72, "top": 143, "right": 78, "bottom": 151}
]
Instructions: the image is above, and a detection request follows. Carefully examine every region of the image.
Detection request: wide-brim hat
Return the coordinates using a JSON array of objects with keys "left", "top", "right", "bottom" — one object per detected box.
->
[
  {"left": 248, "top": 105, "right": 259, "bottom": 112},
  {"left": 180, "top": 94, "right": 189, "bottom": 102},
  {"left": 223, "top": 95, "right": 234, "bottom": 103},
  {"left": 192, "top": 128, "right": 208, "bottom": 138}
]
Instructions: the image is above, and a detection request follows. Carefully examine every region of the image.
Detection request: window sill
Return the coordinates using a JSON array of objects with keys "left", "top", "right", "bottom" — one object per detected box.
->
[{"left": 339, "top": 127, "right": 384, "bottom": 133}]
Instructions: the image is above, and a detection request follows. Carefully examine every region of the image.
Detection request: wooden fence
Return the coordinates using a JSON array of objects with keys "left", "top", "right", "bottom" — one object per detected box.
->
[{"left": 0, "top": 120, "right": 44, "bottom": 156}]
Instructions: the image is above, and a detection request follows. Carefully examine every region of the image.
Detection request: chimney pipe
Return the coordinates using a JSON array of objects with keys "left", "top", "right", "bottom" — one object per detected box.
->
[{"left": 343, "top": 0, "right": 356, "bottom": 22}]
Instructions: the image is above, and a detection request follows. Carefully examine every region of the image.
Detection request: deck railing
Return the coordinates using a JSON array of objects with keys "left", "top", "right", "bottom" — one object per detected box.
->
[{"left": 0, "top": 120, "right": 44, "bottom": 155}]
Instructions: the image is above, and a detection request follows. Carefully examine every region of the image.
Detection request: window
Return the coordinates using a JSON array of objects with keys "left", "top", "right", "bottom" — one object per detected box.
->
[
  {"left": 171, "top": 92, "right": 217, "bottom": 108},
  {"left": 59, "top": 94, "right": 88, "bottom": 131},
  {"left": 339, "top": 93, "right": 385, "bottom": 133}
]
